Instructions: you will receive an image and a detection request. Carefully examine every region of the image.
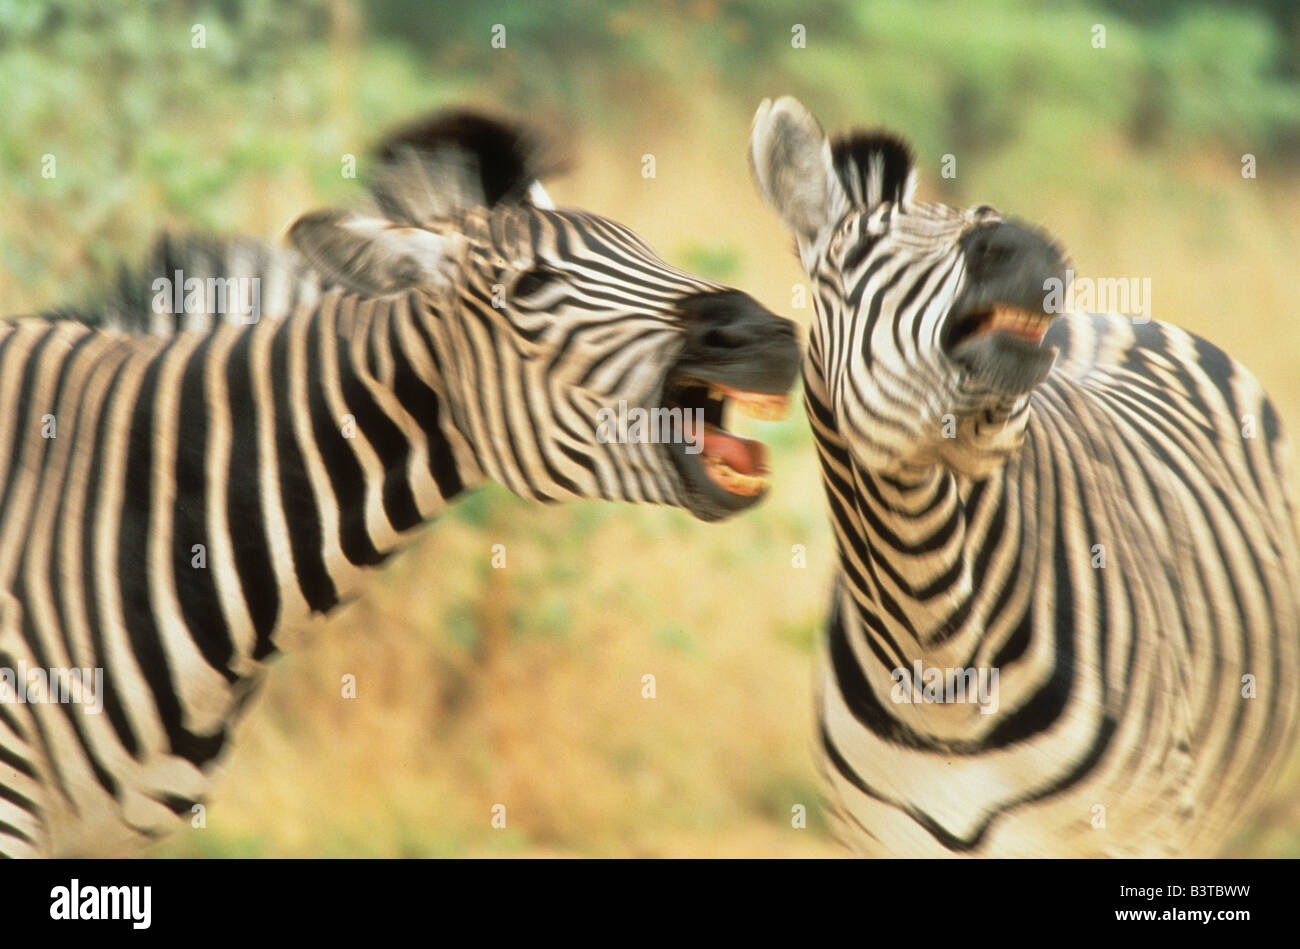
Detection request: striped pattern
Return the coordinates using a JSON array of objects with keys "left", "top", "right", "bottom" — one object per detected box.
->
[
  {"left": 753, "top": 97, "right": 1300, "bottom": 856},
  {"left": 0, "top": 111, "right": 788, "bottom": 856}
]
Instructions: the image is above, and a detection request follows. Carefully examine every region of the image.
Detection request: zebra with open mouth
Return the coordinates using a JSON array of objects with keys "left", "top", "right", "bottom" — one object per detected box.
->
[
  {"left": 751, "top": 95, "right": 1300, "bottom": 857},
  {"left": 0, "top": 109, "right": 800, "bottom": 856}
]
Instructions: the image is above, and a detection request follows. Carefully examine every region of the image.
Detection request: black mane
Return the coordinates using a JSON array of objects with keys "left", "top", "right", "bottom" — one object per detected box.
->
[
  {"left": 368, "top": 108, "right": 568, "bottom": 223},
  {"left": 830, "top": 129, "right": 915, "bottom": 209}
]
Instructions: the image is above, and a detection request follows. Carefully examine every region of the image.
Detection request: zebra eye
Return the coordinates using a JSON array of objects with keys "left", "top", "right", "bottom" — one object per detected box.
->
[{"left": 512, "top": 267, "right": 563, "bottom": 299}]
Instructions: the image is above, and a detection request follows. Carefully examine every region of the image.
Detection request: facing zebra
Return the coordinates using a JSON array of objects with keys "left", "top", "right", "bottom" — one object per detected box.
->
[
  {"left": 0, "top": 110, "right": 799, "bottom": 857},
  {"left": 750, "top": 96, "right": 1300, "bottom": 856}
]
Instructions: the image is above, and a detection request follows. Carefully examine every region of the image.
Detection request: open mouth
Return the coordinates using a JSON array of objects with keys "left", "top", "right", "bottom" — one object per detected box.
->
[
  {"left": 943, "top": 301, "right": 1056, "bottom": 350},
  {"left": 661, "top": 373, "right": 790, "bottom": 499},
  {"left": 940, "top": 297, "right": 1061, "bottom": 396}
]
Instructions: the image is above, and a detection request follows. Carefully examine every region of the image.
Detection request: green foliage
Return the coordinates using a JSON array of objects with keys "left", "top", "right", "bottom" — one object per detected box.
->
[
  {"left": 4, "top": 0, "right": 1298, "bottom": 315},
  {"left": 761, "top": 0, "right": 1300, "bottom": 166},
  {"left": 1140, "top": 5, "right": 1300, "bottom": 147},
  {"left": 365, "top": 0, "right": 1300, "bottom": 157},
  {"left": 448, "top": 482, "right": 525, "bottom": 528},
  {"left": 441, "top": 600, "right": 480, "bottom": 652},
  {"left": 655, "top": 624, "right": 700, "bottom": 655},
  {"left": 677, "top": 243, "right": 743, "bottom": 282},
  {"left": 774, "top": 613, "right": 821, "bottom": 655},
  {"left": 152, "top": 827, "right": 270, "bottom": 858},
  {"left": 0, "top": 0, "right": 466, "bottom": 309},
  {"left": 513, "top": 593, "right": 573, "bottom": 640},
  {"left": 750, "top": 773, "right": 830, "bottom": 831}
]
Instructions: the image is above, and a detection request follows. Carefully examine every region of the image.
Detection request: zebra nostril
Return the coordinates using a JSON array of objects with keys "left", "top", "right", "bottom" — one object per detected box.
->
[
  {"left": 703, "top": 328, "right": 735, "bottom": 350},
  {"left": 967, "top": 235, "right": 1015, "bottom": 274},
  {"left": 680, "top": 289, "right": 785, "bottom": 352},
  {"left": 984, "top": 243, "right": 1014, "bottom": 269}
]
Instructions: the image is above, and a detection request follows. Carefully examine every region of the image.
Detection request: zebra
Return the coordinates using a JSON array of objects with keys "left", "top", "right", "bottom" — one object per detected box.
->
[
  {"left": 0, "top": 109, "right": 799, "bottom": 857},
  {"left": 749, "top": 96, "right": 1300, "bottom": 856}
]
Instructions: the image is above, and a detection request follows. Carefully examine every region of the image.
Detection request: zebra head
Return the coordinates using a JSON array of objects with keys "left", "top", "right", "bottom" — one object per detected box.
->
[
  {"left": 290, "top": 109, "right": 800, "bottom": 520},
  {"left": 750, "top": 97, "right": 1068, "bottom": 478}
]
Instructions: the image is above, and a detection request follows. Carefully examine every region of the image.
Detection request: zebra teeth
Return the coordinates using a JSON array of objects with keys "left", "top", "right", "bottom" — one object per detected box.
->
[
  {"left": 982, "top": 304, "right": 1052, "bottom": 344},
  {"left": 700, "top": 454, "right": 768, "bottom": 497},
  {"left": 720, "top": 387, "right": 790, "bottom": 421}
]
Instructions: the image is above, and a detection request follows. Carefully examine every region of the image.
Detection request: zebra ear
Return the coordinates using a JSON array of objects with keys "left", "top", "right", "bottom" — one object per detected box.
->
[
  {"left": 288, "top": 209, "right": 449, "bottom": 296},
  {"left": 830, "top": 130, "right": 917, "bottom": 211},
  {"left": 750, "top": 96, "right": 847, "bottom": 241}
]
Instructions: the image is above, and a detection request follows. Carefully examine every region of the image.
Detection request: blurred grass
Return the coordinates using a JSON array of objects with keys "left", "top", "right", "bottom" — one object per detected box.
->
[{"left": 2, "top": 0, "right": 1298, "bottom": 857}]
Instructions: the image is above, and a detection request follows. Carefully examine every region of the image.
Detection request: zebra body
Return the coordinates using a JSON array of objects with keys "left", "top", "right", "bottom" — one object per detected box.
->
[
  {"left": 0, "top": 273, "right": 505, "bottom": 856},
  {"left": 752, "top": 97, "right": 1300, "bottom": 856},
  {"left": 0, "top": 111, "right": 798, "bottom": 856}
]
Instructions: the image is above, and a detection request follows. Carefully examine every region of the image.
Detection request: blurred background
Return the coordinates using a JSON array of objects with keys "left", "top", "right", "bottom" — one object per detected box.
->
[{"left": 2, "top": 0, "right": 1298, "bottom": 856}]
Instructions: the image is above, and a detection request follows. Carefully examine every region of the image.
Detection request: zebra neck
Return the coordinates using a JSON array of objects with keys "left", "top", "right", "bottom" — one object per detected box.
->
[
  {"left": 819, "top": 424, "right": 1023, "bottom": 663},
  {"left": 194, "top": 287, "right": 486, "bottom": 664}
]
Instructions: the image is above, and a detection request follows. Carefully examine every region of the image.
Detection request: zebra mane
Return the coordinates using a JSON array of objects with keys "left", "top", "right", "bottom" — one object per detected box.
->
[
  {"left": 830, "top": 130, "right": 916, "bottom": 210},
  {"left": 367, "top": 108, "right": 568, "bottom": 224},
  {"left": 42, "top": 108, "right": 566, "bottom": 336},
  {"left": 45, "top": 231, "right": 325, "bottom": 337}
]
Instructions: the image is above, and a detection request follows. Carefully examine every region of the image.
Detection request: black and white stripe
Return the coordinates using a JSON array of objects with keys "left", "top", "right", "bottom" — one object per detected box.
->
[
  {"left": 752, "top": 96, "right": 1300, "bottom": 856},
  {"left": 0, "top": 109, "right": 798, "bottom": 856}
]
